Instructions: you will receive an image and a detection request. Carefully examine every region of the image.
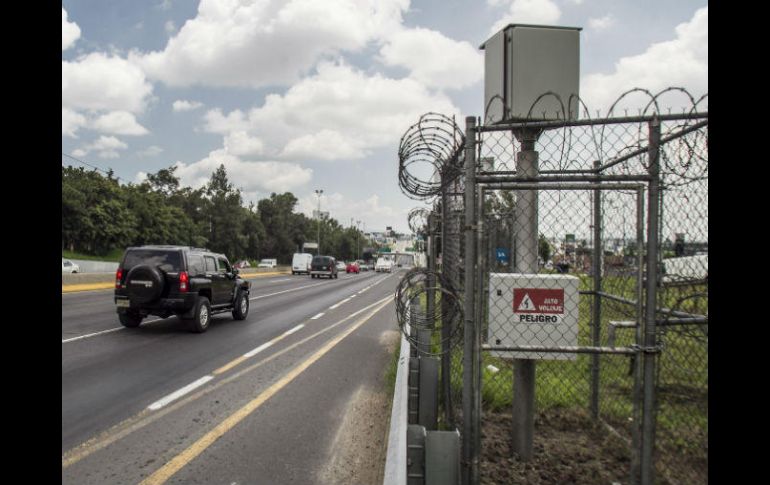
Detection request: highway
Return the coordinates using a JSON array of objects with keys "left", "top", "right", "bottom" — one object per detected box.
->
[{"left": 62, "top": 269, "right": 402, "bottom": 485}]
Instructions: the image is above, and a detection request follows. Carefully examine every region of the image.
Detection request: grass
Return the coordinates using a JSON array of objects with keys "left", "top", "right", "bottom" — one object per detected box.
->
[
  {"left": 384, "top": 338, "right": 401, "bottom": 397},
  {"left": 62, "top": 249, "right": 125, "bottom": 262}
]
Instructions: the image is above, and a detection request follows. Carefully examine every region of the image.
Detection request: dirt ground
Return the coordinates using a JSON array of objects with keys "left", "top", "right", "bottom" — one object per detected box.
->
[{"left": 480, "top": 407, "right": 632, "bottom": 485}]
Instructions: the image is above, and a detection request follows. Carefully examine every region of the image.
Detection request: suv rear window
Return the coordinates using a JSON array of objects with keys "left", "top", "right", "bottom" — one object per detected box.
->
[
  {"left": 312, "top": 256, "right": 332, "bottom": 265},
  {"left": 122, "top": 249, "right": 182, "bottom": 273}
]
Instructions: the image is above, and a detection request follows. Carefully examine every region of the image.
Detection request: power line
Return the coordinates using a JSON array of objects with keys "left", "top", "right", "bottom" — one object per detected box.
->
[{"left": 61, "top": 152, "right": 122, "bottom": 182}]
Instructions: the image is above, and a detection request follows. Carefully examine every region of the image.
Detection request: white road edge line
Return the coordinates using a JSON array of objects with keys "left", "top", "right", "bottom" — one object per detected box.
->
[
  {"left": 249, "top": 281, "right": 327, "bottom": 301},
  {"left": 283, "top": 324, "right": 304, "bottom": 336},
  {"left": 62, "top": 317, "right": 163, "bottom": 344},
  {"left": 147, "top": 375, "right": 214, "bottom": 411},
  {"left": 244, "top": 342, "right": 273, "bottom": 358},
  {"left": 329, "top": 297, "right": 352, "bottom": 310}
]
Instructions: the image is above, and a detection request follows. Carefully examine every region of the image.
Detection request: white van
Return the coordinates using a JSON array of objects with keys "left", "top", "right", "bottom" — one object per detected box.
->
[
  {"left": 375, "top": 256, "right": 394, "bottom": 273},
  {"left": 291, "top": 253, "right": 313, "bottom": 275},
  {"left": 258, "top": 258, "right": 278, "bottom": 269},
  {"left": 662, "top": 254, "right": 708, "bottom": 284}
]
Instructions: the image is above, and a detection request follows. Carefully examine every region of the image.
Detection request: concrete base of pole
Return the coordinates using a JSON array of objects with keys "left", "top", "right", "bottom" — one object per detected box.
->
[{"left": 511, "top": 359, "right": 536, "bottom": 460}]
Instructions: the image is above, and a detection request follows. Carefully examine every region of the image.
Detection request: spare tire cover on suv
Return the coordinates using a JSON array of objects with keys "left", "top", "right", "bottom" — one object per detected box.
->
[{"left": 125, "top": 264, "right": 165, "bottom": 304}]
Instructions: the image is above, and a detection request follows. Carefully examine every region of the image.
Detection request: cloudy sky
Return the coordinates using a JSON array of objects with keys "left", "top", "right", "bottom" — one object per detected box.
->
[{"left": 62, "top": 0, "right": 708, "bottom": 233}]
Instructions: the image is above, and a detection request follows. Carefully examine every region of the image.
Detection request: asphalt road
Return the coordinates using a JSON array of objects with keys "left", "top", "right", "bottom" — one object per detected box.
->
[{"left": 62, "top": 269, "right": 403, "bottom": 485}]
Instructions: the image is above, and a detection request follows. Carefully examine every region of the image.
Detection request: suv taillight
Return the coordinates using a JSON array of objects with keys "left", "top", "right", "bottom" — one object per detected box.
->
[
  {"left": 179, "top": 271, "right": 189, "bottom": 292},
  {"left": 116, "top": 268, "right": 123, "bottom": 289}
]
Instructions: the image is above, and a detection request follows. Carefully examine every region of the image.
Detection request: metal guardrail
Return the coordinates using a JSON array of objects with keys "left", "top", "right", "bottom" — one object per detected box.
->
[{"left": 384, "top": 324, "right": 411, "bottom": 485}]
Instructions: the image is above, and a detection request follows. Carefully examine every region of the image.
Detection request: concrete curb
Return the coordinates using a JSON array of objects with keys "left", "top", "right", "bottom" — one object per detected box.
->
[
  {"left": 383, "top": 325, "right": 410, "bottom": 485},
  {"left": 61, "top": 270, "right": 292, "bottom": 293}
]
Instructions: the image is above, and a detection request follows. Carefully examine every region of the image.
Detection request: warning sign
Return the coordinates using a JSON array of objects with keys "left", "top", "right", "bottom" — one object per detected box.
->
[
  {"left": 487, "top": 274, "right": 579, "bottom": 360},
  {"left": 513, "top": 289, "right": 564, "bottom": 314}
]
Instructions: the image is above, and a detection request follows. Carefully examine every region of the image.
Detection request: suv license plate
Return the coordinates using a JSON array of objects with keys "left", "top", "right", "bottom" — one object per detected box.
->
[{"left": 116, "top": 300, "right": 130, "bottom": 308}]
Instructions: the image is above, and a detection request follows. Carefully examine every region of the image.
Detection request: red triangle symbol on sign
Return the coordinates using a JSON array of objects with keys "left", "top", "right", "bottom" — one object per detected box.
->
[{"left": 517, "top": 293, "right": 535, "bottom": 311}]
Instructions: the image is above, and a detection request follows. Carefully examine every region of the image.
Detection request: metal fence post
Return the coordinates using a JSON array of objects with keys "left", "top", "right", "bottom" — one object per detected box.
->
[
  {"left": 441, "top": 188, "right": 455, "bottom": 430},
  {"left": 590, "top": 160, "right": 602, "bottom": 420},
  {"left": 462, "top": 116, "right": 477, "bottom": 485},
  {"left": 511, "top": 130, "right": 540, "bottom": 461},
  {"left": 630, "top": 186, "right": 645, "bottom": 485},
  {"left": 640, "top": 115, "right": 661, "bottom": 485}
]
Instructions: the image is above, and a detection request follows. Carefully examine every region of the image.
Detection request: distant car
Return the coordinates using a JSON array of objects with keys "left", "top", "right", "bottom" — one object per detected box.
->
[
  {"left": 346, "top": 262, "right": 360, "bottom": 274},
  {"left": 311, "top": 255, "right": 338, "bottom": 279},
  {"left": 336, "top": 261, "right": 347, "bottom": 272},
  {"left": 257, "top": 258, "right": 277, "bottom": 268},
  {"left": 292, "top": 253, "right": 313, "bottom": 275},
  {"left": 62, "top": 258, "right": 80, "bottom": 273},
  {"left": 356, "top": 260, "right": 369, "bottom": 271},
  {"left": 375, "top": 257, "right": 394, "bottom": 273},
  {"left": 234, "top": 260, "right": 251, "bottom": 269}
]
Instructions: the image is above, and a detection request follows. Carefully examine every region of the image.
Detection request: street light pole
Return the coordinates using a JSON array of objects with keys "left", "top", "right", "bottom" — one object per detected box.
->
[
  {"left": 315, "top": 189, "right": 323, "bottom": 255},
  {"left": 356, "top": 220, "right": 361, "bottom": 260}
]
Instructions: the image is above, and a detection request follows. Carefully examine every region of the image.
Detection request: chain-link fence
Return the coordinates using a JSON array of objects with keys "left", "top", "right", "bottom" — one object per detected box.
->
[{"left": 396, "top": 88, "right": 707, "bottom": 485}]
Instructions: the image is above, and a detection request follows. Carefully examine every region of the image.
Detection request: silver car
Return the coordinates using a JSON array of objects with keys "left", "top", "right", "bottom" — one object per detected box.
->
[{"left": 62, "top": 258, "right": 80, "bottom": 273}]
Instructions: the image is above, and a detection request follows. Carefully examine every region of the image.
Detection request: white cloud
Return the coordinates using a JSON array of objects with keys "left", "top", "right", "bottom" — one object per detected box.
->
[
  {"left": 138, "top": 145, "right": 164, "bottom": 157},
  {"left": 581, "top": 7, "right": 708, "bottom": 112},
  {"left": 202, "top": 61, "right": 459, "bottom": 162},
  {"left": 173, "top": 149, "right": 313, "bottom": 193},
  {"left": 223, "top": 131, "right": 265, "bottom": 157},
  {"left": 75, "top": 135, "right": 129, "bottom": 159},
  {"left": 588, "top": 14, "right": 615, "bottom": 31},
  {"left": 202, "top": 109, "right": 249, "bottom": 133},
  {"left": 164, "top": 20, "right": 177, "bottom": 35},
  {"left": 172, "top": 99, "right": 204, "bottom": 112},
  {"left": 489, "top": 0, "right": 561, "bottom": 34},
  {"left": 281, "top": 130, "right": 367, "bottom": 161},
  {"left": 130, "top": 0, "right": 409, "bottom": 88},
  {"left": 62, "top": 8, "right": 81, "bottom": 51},
  {"left": 62, "top": 108, "right": 87, "bottom": 137},
  {"left": 378, "top": 28, "right": 483, "bottom": 90},
  {"left": 62, "top": 52, "right": 153, "bottom": 113},
  {"left": 297, "top": 192, "right": 407, "bottom": 233},
  {"left": 91, "top": 111, "right": 149, "bottom": 136}
]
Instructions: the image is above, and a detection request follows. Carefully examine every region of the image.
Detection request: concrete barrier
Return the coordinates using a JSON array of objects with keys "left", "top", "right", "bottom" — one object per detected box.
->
[
  {"left": 62, "top": 266, "right": 292, "bottom": 292},
  {"left": 68, "top": 259, "right": 120, "bottom": 273}
]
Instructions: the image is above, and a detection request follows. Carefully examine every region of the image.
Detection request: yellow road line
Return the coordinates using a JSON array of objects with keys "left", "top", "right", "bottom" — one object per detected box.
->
[
  {"left": 139, "top": 298, "right": 391, "bottom": 485},
  {"left": 61, "top": 271, "right": 291, "bottom": 293},
  {"left": 62, "top": 282, "right": 114, "bottom": 293},
  {"left": 212, "top": 355, "right": 249, "bottom": 375}
]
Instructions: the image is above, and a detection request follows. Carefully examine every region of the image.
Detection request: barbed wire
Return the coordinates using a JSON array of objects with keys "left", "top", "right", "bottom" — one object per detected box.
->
[
  {"left": 479, "top": 87, "right": 708, "bottom": 183},
  {"left": 395, "top": 267, "right": 463, "bottom": 356},
  {"left": 398, "top": 112, "right": 465, "bottom": 200},
  {"left": 407, "top": 207, "right": 430, "bottom": 236}
]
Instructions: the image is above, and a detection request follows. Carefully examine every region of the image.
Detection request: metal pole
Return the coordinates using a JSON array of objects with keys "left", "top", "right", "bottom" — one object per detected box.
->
[
  {"left": 474, "top": 181, "right": 485, "bottom": 484},
  {"left": 640, "top": 116, "right": 661, "bottom": 485},
  {"left": 511, "top": 129, "right": 540, "bottom": 461},
  {"left": 441, "top": 186, "right": 454, "bottom": 430},
  {"left": 630, "top": 185, "right": 646, "bottom": 485},
  {"left": 590, "top": 160, "right": 602, "bottom": 420},
  {"left": 315, "top": 189, "right": 323, "bottom": 255},
  {"left": 462, "top": 116, "right": 477, "bottom": 485}
]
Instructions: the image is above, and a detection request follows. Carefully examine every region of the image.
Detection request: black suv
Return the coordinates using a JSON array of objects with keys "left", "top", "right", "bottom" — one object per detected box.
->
[
  {"left": 114, "top": 245, "right": 251, "bottom": 333},
  {"left": 310, "top": 255, "right": 338, "bottom": 279}
]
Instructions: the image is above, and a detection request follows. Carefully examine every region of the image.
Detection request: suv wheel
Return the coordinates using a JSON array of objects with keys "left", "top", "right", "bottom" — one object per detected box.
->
[
  {"left": 188, "top": 296, "right": 211, "bottom": 333},
  {"left": 119, "top": 312, "right": 143, "bottom": 328},
  {"left": 232, "top": 290, "right": 249, "bottom": 320}
]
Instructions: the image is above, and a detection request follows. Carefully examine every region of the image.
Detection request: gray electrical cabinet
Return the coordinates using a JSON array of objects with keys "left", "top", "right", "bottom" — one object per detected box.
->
[{"left": 481, "top": 24, "right": 581, "bottom": 124}]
